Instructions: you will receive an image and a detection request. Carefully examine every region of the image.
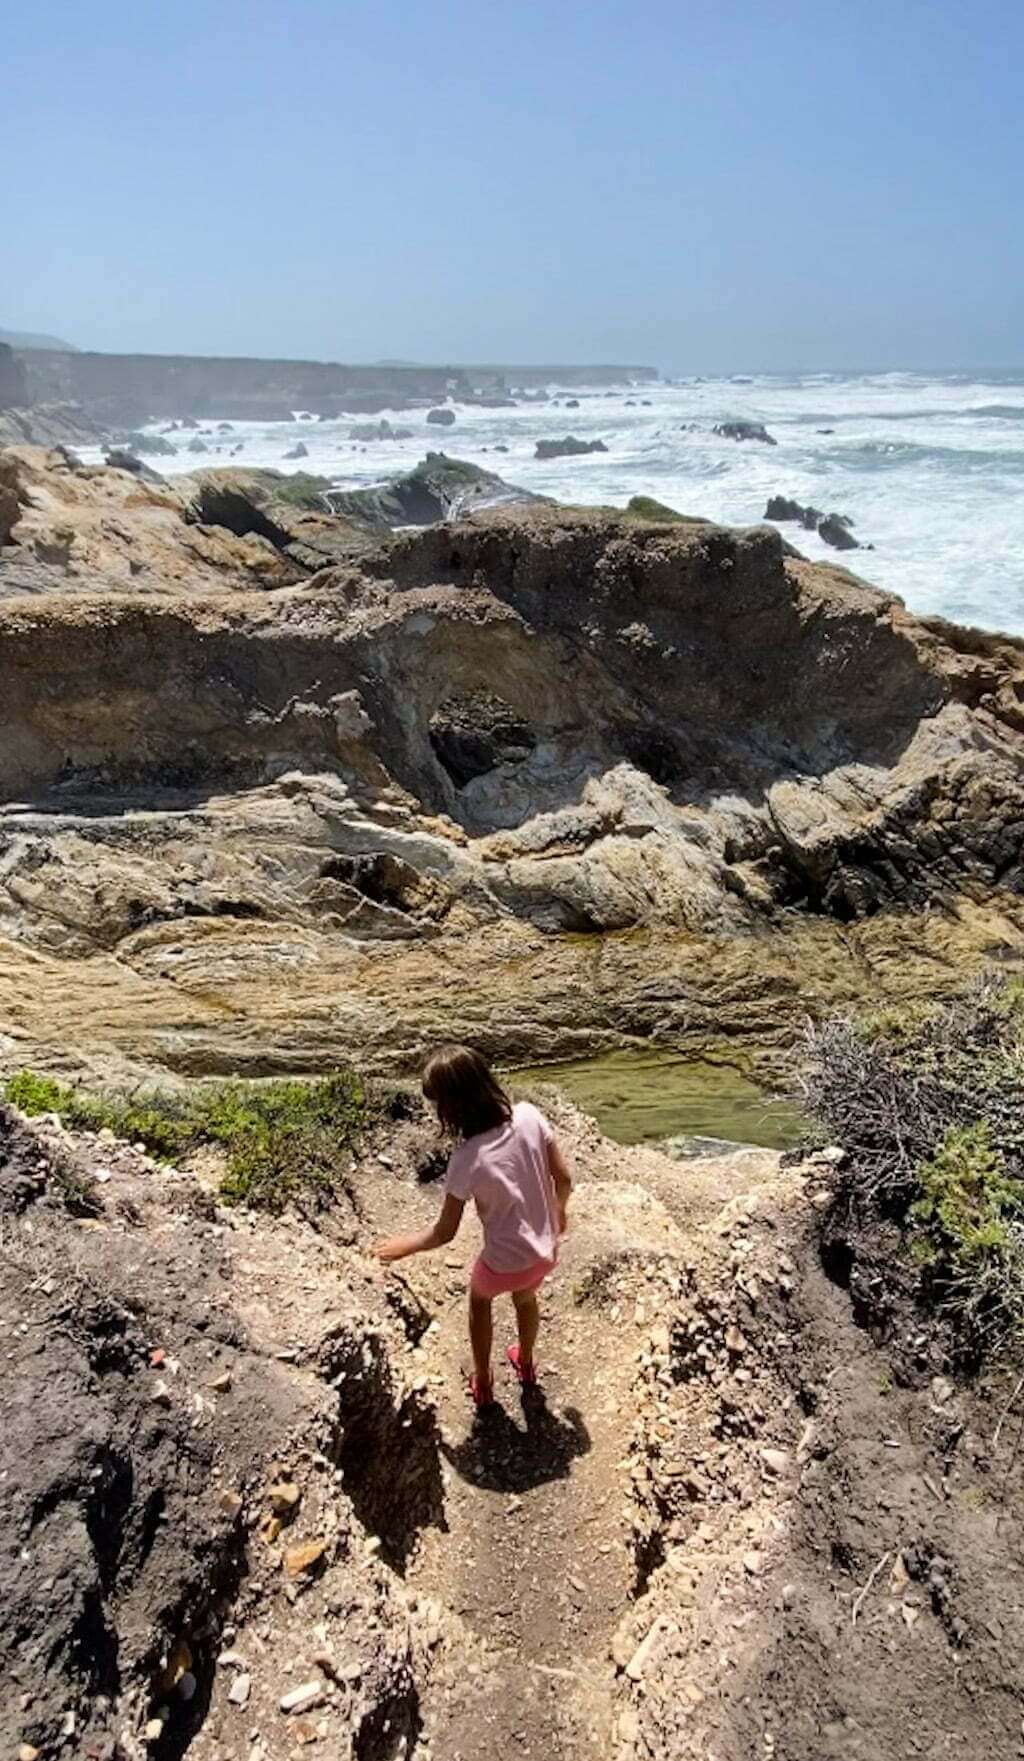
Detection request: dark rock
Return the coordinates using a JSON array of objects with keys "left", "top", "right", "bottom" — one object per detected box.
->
[
  {"left": 114, "top": 430, "right": 177, "bottom": 457},
  {"left": 818, "top": 513, "right": 859, "bottom": 551},
  {"left": 817, "top": 427, "right": 835, "bottom": 434},
  {"left": 765, "top": 496, "right": 822, "bottom": 530},
  {"left": 426, "top": 408, "right": 456, "bottom": 427},
  {"left": 349, "top": 420, "right": 413, "bottom": 441},
  {"left": 715, "top": 421, "right": 777, "bottom": 445},
  {"left": 186, "top": 437, "right": 209, "bottom": 454},
  {"left": 103, "top": 449, "right": 165, "bottom": 484},
  {"left": 534, "top": 436, "right": 609, "bottom": 460},
  {"left": 284, "top": 442, "right": 309, "bottom": 460},
  {"left": 565, "top": 398, "right": 580, "bottom": 409},
  {"left": 325, "top": 453, "right": 544, "bottom": 530},
  {"left": 766, "top": 496, "right": 861, "bottom": 551},
  {"left": 429, "top": 691, "right": 536, "bottom": 787}
]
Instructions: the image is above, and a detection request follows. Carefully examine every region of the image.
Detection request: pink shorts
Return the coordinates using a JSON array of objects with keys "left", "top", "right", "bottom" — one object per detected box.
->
[{"left": 470, "top": 1253, "right": 556, "bottom": 1299}]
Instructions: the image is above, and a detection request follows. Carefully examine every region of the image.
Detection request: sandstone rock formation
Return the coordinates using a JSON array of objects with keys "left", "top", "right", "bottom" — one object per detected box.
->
[
  {"left": 0, "top": 447, "right": 1022, "bottom": 1084},
  {"left": 0, "top": 448, "right": 369, "bottom": 596}
]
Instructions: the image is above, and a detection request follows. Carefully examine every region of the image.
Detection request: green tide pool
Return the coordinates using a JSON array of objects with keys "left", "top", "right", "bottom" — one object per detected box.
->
[{"left": 513, "top": 1048, "right": 807, "bottom": 1151}]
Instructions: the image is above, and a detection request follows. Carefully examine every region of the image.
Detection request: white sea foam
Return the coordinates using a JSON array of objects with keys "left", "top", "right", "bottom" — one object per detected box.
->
[{"left": 83, "top": 369, "right": 1024, "bottom": 634}]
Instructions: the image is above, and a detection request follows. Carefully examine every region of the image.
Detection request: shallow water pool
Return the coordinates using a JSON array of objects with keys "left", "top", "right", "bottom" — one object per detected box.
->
[{"left": 512, "top": 1048, "right": 806, "bottom": 1151}]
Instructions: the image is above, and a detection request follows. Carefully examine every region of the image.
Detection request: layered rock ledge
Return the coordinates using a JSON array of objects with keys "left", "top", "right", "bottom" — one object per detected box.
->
[{"left": 0, "top": 446, "right": 1022, "bottom": 1081}]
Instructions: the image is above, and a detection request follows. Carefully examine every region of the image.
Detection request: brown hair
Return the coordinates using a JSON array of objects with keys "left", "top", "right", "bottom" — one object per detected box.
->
[{"left": 422, "top": 1044, "right": 513, "bottom": 1141}]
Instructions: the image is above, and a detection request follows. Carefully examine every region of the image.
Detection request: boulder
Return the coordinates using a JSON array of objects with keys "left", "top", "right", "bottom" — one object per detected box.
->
[
  {"left": 113, "top": 430, "right": 177, "bottom": 457},
  {"left": 818, "top": 513, "right": 859, "bottom": 551},
  {"left": 103, "top": 449, "right": 166, "bottom": 484},
  {"left": 765, "top": 496, "right": 862, "bottom": 550},
  {"left": 426, "top": 408, "right": 456, "bottom": 426},
  {"left": 535, "top": 437, "right": 609, "bottom": 460},
  {"left": 284, "top": 441, "right": 309, "bottom": 459},
  {"left": 765, "top": 496, "right": 822, "bottom": 530},
  {"left": 186, "top": 437, "right": 208, "bottom": 454},
  {"left": 715, "top": 421, "right": 777, "bottom": 445}
]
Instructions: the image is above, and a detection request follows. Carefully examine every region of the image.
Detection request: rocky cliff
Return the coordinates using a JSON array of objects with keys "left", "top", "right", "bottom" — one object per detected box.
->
[
  {"left": 0, "top": 342, "right": 28, "bottom": 410},
  {"left": 0, "top": 445, "right": 1022, "bottom": 1084},
  {"left": 16, "top": 351, "right": 657, "bottom": 427}
]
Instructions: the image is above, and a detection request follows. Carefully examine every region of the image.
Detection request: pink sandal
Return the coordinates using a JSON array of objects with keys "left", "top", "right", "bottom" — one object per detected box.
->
[
  {"left": 506, "top": 1344, "right": 538, "bottom": 1387},
  {"left": 468, "top": 1373, "right": 495, "bottom": 1409}
]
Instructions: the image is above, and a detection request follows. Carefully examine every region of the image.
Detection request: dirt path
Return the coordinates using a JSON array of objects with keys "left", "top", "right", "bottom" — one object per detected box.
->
[{"left": 360, "top": 1166, "right": 686, "bottom": 1761}]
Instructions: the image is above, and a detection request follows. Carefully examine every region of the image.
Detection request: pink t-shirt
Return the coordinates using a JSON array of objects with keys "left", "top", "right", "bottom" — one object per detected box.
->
[{"left": 444, "top": 1101, "right": 559, "bottom": 1274}]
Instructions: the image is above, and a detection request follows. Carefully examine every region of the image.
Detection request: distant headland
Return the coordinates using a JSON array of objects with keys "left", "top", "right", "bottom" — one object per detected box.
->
[{"left": 1, "top": 342, "right": 657, "bottom": 426}]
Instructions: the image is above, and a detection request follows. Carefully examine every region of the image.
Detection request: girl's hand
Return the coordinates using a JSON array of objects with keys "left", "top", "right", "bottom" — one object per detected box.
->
[
  {"left": 557, "top": 1203, "right": 569, "bottom": 1237},
  {"left": 374, "top": 1237, "right": 407, "bottom": 1264}
]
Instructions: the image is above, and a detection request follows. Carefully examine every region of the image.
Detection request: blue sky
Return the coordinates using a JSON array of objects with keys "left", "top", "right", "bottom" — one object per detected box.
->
[{"left": 4, "top": 0, "right": 1021, "bottom": 370}]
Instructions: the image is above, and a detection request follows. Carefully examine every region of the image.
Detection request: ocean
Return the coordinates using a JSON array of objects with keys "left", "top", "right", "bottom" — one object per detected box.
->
[{"left": 94, "top": 368, "right": 1024, "bottom": 636}]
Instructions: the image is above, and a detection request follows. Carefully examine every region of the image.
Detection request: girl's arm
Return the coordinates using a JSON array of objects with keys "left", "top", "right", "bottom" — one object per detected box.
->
[
  {"left": 375, "top": 1194, "right": 465, "bottom": 1264},
  {"left": 547, "top": 1136, "right": 573, "bottom": 1234}
]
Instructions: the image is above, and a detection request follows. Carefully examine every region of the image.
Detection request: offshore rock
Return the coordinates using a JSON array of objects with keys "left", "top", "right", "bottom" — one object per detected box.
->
[
  {"left": 535, "top": 436, "right": 609, "bottom": 459},
  {"left": 716, "top": 421, "right": 777, "bottom": 444}
]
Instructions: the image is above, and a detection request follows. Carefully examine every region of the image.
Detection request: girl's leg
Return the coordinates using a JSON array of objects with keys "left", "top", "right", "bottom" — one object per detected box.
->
[
  {"left": 468, "top": 1289, "right": 494, "bottom": 1389},
  {"left": 511, "top": 1286, "right": 540, "bottom": 1370}
]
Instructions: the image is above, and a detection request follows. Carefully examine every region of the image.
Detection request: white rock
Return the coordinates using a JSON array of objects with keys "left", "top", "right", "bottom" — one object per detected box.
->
[
  {"left": 760, "top": 1448, "right": 790, "bottom": 1476},
  {"left": 229, "top": 1674, "right": 252, "bottom": 1707},
  {"left": 280, "top": 1681, "right": 323, "bottom": 1715},
  {"left": 625, "top": 1616, "right": 676, "bottom": 1681}
]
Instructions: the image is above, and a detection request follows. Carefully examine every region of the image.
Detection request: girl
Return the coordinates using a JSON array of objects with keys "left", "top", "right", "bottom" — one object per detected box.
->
[{"left": 375, "top": 1045, "right": 572, "bottom": 1407}]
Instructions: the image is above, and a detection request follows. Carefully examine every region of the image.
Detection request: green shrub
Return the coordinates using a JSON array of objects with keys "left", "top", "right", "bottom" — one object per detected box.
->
[
  {"left": 623, "top": 494, "right": 701, "bottom": 524},
  {"left": 912, "top": 1123, "right": 1022, "bottom": 1261},
  {"left": 3, "top": 1067, "right": 368, "bottom": 1213},
  {"left": 805, "top": 976, "right": 1024, "bottom": 1346}
]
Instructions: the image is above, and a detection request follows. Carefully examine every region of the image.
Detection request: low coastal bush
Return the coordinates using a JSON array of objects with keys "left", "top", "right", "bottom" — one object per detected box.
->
[
  {"left": 623, "top": 494, "right": 699, "bottom": 524},
  {"left": 805, "top": 977, "right": 1024, "bottom": 1347},
  {"left": 4, "top": 1068, "right": 369, "bottom": 1214},
  {"left": 270, "top": 471, "right": 333, "bottom": 509}
]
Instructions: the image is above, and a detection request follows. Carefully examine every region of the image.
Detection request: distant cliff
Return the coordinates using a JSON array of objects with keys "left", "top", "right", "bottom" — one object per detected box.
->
[
  {"left": 0, "top": 344, "right": 28, "bottom": 410},
  {"left": 15, "top": 350, "right": 657, "bottom": 426}
]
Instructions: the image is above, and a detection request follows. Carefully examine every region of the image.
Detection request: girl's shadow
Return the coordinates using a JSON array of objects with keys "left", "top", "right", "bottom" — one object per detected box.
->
[{"left": 440, "top": 1386, "right": 591, "bottom": 1494}]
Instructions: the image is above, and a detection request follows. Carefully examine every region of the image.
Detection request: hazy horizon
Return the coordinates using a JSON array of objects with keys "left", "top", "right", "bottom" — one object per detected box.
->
[{"left": 5, "top": 0, "right": 1022, "bottom": 373}]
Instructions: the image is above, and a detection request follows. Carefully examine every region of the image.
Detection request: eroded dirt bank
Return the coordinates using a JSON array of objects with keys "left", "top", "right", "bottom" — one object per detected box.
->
[{"left": 4, "top": 1095, "right": 1023, "bottom": 1761}]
